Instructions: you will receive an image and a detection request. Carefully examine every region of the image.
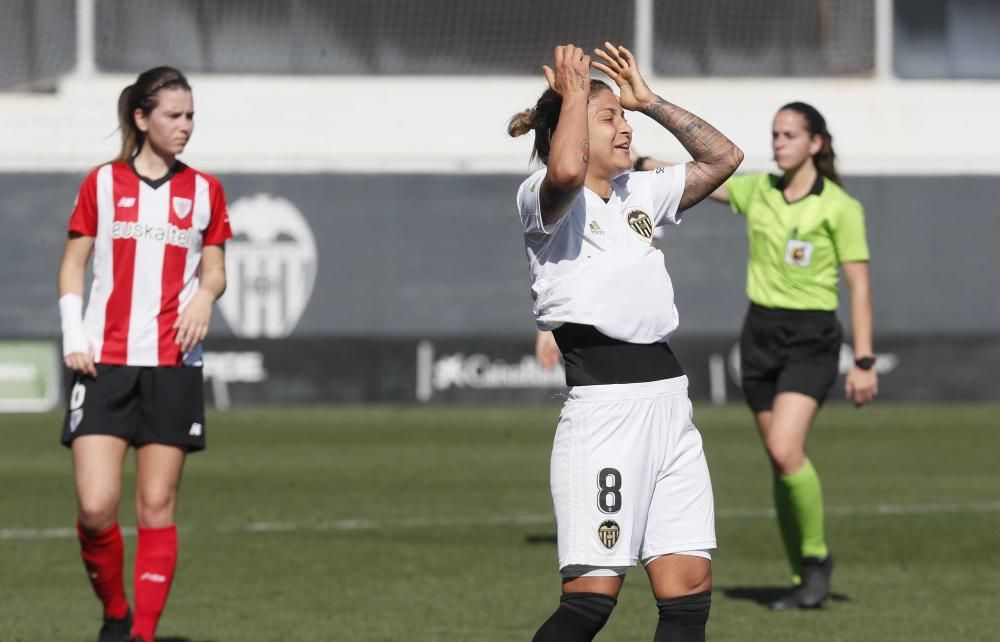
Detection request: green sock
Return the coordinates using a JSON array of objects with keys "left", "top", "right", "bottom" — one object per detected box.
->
[{"left": 773, "top": 458, "right": 828, "bottom": 582}]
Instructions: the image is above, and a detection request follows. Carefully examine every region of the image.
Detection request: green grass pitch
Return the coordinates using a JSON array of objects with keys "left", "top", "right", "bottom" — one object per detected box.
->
[{"left": 1, "top": 403, "right": 997, "bottom": 641}]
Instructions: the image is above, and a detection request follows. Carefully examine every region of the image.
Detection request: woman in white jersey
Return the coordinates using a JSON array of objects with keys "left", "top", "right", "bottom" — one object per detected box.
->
[
  {"left": 58, "top": 67, "right": 231, "bottom": 642},
  {"left": 509, "top": 43, "right": 742, "bottom": 642}
]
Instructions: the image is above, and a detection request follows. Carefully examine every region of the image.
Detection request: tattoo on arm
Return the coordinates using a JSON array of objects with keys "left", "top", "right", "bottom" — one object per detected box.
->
[
  {"left": 641, "top": 96, "right": 743, "bottom": 210},
  {"left": 581, "top": 137, "right": 589, "bottom": 165}
]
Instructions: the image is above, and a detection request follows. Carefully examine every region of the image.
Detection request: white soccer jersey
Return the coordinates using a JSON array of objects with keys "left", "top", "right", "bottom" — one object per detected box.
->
[
  {"left": 68, "top": 161, "right": 233, "bottom": 367},
  {"left": 516, "top": 166, "right": 686, "bottom": 344}
]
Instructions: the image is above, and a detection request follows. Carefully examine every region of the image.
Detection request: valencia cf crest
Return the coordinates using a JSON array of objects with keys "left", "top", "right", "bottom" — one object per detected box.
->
[
  {"left": 626, "top": 209, "right": 653, "bottom": 239},
  {"left": 172, "top": 196, "right": 192, "bottom": 220},
  {"left": 598, "top": 520, "right": 620, "bottom": 550}
]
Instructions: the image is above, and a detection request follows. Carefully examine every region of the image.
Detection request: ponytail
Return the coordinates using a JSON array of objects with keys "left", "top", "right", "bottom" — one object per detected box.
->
[
  {"left": 116, "top": 84, "right": 140, "bottom": 163},
  {"left": 508, "top": 80, "right": 611, "bottom": 165}
]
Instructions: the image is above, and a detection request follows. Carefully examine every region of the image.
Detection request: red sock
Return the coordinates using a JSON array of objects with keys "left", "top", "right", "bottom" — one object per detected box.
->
[
  {"left": 77, "top": 521, "right": 129, "bottom": 619},
  {"left": 131, "top": 524, "right": 178, "bottom": 642}
]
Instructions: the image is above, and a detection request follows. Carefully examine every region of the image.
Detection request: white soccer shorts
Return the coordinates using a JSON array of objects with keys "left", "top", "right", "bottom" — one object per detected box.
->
[{"left": 549, "top": 376, "right": 716, "bottom": 575}]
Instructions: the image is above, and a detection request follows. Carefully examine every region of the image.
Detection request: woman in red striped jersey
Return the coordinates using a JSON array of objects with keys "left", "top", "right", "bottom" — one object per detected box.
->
[{"left": 57, "top": 66, "right": 232, "bottom": 642}]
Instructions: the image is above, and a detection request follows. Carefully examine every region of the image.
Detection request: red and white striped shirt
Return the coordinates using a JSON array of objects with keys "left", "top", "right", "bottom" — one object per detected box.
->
[{"left": 68, "top": 161, "right": 233, "bottom": 367}]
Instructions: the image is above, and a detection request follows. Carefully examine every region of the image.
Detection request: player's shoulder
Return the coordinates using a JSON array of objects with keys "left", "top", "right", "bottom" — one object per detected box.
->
[
  {"left": 181, "top": 163, "right": 225, "bottom": 189},
  {"left": 820, "top": 178, "right": 863, "bottom": 211},
  {"left": 80, "top": 161, "right": 120, "bottom": 183},
  {"left": 614, "top": 165, "right": 682, "bottom": 195}
]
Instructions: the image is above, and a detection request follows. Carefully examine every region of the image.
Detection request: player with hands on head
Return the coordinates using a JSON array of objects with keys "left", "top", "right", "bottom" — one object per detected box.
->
[
  {"left": 707, "top": 101, "right": 876, "bottom": 610},
  {"left": 58, "top": 66, "right": 232, "bottom": 642},
  {"left": 509, "top": 43, "right": 743, "bottom": 642}
]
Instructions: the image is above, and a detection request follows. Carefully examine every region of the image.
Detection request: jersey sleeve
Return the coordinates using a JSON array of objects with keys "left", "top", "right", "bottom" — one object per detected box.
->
[
  {"left": 67, "top": 169, "right": 100, "bottom": 237},
  {"left": 202, "top": 177, "right": 233, "bottom": 246},
  {"left": 517, "top": 168, "right": 570, "bottom": 236},
  {"left": 725, "top": 173, "right": 759, "bottom": 216},
  {"left": 643, "top": 165, "right": 686, "bottom": 226},
  {"left": 832, "top": 198, "right": 870, "bottom": 263}
]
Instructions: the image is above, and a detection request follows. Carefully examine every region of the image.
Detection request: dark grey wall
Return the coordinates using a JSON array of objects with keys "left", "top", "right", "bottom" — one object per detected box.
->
[{"left": 2, "top": 172, "right": 997, "bottom": 338}]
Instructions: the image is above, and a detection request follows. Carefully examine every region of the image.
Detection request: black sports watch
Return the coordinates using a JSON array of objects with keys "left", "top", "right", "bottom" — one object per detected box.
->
[{"left": 854, "top": 355, "right": 876, "bottom": 370}]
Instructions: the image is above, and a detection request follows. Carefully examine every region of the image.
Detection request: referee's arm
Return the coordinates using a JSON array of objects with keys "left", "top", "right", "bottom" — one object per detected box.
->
[{"left": 842, "top": 261, "right": 878, "bottom": 405}]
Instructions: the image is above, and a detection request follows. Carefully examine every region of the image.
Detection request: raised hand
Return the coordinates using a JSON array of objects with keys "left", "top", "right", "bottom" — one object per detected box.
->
[
  {"left": 543, "top": 44, "right": 591, "bottom": 101},
  {"left": 591, "top": 42, "right": 655, "bottom": 111}
]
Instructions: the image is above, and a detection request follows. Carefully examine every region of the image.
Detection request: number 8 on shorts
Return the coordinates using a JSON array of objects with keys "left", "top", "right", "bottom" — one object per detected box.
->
[{"left": 597, "top": 468, "right": 622, "bottom": 514}]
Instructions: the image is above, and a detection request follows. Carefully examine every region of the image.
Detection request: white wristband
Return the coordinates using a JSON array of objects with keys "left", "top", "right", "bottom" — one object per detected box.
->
[{"left": 59, "top": 293, "right": 89, "bottom": 357}]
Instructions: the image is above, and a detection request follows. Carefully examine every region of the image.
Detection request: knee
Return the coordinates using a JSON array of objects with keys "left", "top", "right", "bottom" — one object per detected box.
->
[
  {"left": 77, "top": 494, "right": 119, "bottom": 532},
  {"left": 766, "top": 441, "right": 804, "bottom": 474},
  {"left": 654, "top": 565, "right": 712, "bottom": 601},
  {"left": 77, "top": 486, "right": 119, "bottom": 533},
  {"left": 135, "top": 489, "right": 177, "bottom": 528}
]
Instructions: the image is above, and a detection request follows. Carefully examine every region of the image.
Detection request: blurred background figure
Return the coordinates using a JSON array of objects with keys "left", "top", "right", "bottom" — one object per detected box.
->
[{"left": 708, "top": 102, "right": 874, "bottom": 610}]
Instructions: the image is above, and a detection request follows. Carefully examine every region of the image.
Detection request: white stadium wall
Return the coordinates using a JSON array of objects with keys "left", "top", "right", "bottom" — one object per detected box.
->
[{"left": 1, "top": 74, "right": 999, "bottom": 175}]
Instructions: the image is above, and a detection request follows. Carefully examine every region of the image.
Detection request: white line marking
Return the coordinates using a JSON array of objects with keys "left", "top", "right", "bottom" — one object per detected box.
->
[{"left": 2, "top": 500, "right": 998, "bottom": 541}]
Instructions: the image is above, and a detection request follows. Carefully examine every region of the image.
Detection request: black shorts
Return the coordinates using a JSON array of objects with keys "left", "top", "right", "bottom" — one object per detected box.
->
[
  {"left": 740, "top": 303, "right": 842, "bottom": 413},
  {"left": 61, "top": 364, "right": 206, "bottom": 452}
]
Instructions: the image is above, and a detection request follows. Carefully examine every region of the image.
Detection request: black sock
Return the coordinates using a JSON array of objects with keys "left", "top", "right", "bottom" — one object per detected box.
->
[
  {"left": 653, "top": 591, "right": 711, "bottom": 642},
  {"left": 532, "top": 592, "right": 617, "bottom": 642}
]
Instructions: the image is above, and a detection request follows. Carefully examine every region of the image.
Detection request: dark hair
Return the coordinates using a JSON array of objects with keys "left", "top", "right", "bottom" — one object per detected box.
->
[
  {"left": 116, "top": 66, "right": 191, "bottom": 162},
  {"left": 779, "top": 101, "right": 840, "bottom": 186},
  {"left": 507, "top": 79, "right": 612, "bottom": 165}
]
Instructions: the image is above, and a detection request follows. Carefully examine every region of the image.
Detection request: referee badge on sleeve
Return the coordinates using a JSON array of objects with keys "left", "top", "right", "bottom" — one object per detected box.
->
[
  {"left": 785, "top": 239, "right": 814, "bottom": 267},
  {"left": 598, "top": 520, "right": 620, "bottom": 549}
]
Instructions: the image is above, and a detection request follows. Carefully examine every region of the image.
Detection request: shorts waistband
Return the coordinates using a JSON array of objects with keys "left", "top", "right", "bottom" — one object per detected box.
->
[
  {"left": 748, "top": 302, "right": 836, "bottom": 321},
  {"left": 567, "top": 375, "right": 689, "bottom": 402}
]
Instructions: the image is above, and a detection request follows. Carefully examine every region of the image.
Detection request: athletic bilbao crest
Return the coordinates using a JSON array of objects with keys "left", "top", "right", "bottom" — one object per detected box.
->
[
  {"left": 218, "top": 194, "right": 317, "bottom": 337},
  {"left": 172, "top": 196, "right": 192, "bottom": 219},
  {"left": 626, "top": 209, "right": 653, "bottom": 239},
  {"left": 598, "top": 520, "right": 620, "bottom": 549}
]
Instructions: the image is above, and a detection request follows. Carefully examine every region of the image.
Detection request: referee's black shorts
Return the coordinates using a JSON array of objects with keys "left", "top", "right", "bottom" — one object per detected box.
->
[
  {"left": 739, "top": 303, "right": 843, "bottom": 413},
  {"left": 61, "top": 364, "right": 207, "bottom": 452}
]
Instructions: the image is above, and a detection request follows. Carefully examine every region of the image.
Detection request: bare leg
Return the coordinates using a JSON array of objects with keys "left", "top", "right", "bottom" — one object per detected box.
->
[
  {"left": 72, "top": 435, "right": 129, "bottom": 532},
  {"left": 647, "top": 555, "right": 712, "bottom": 642}
]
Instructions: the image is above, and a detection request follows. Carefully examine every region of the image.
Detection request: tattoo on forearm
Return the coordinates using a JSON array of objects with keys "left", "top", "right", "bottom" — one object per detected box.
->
[
  {"left": 641, "top": 95, "right": 743, "bottom": 209},
  {"left": 581, "top": 137, "right": 589, "bottom": 164}
]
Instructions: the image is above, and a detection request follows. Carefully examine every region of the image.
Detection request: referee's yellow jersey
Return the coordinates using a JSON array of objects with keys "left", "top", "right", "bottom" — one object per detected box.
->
[{"left": 726, "top": 173, "right": 869, "bottom": 311}]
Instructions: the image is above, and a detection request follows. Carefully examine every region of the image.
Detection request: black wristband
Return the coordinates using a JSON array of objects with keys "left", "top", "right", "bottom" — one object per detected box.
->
[{"left": 633, "top": 156, "right": 649, "bottom": 172}]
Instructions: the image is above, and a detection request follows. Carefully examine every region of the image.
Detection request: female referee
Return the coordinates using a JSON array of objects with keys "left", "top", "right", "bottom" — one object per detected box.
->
[
  {"left": 509, "top": 43, "right": 742, "bottom": 641},
  {"left": 58, "top": 66, "right": 231, "bottom": 642},
  {"left": 708, "top": 102, "right": 877, "bottom": 610}
]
